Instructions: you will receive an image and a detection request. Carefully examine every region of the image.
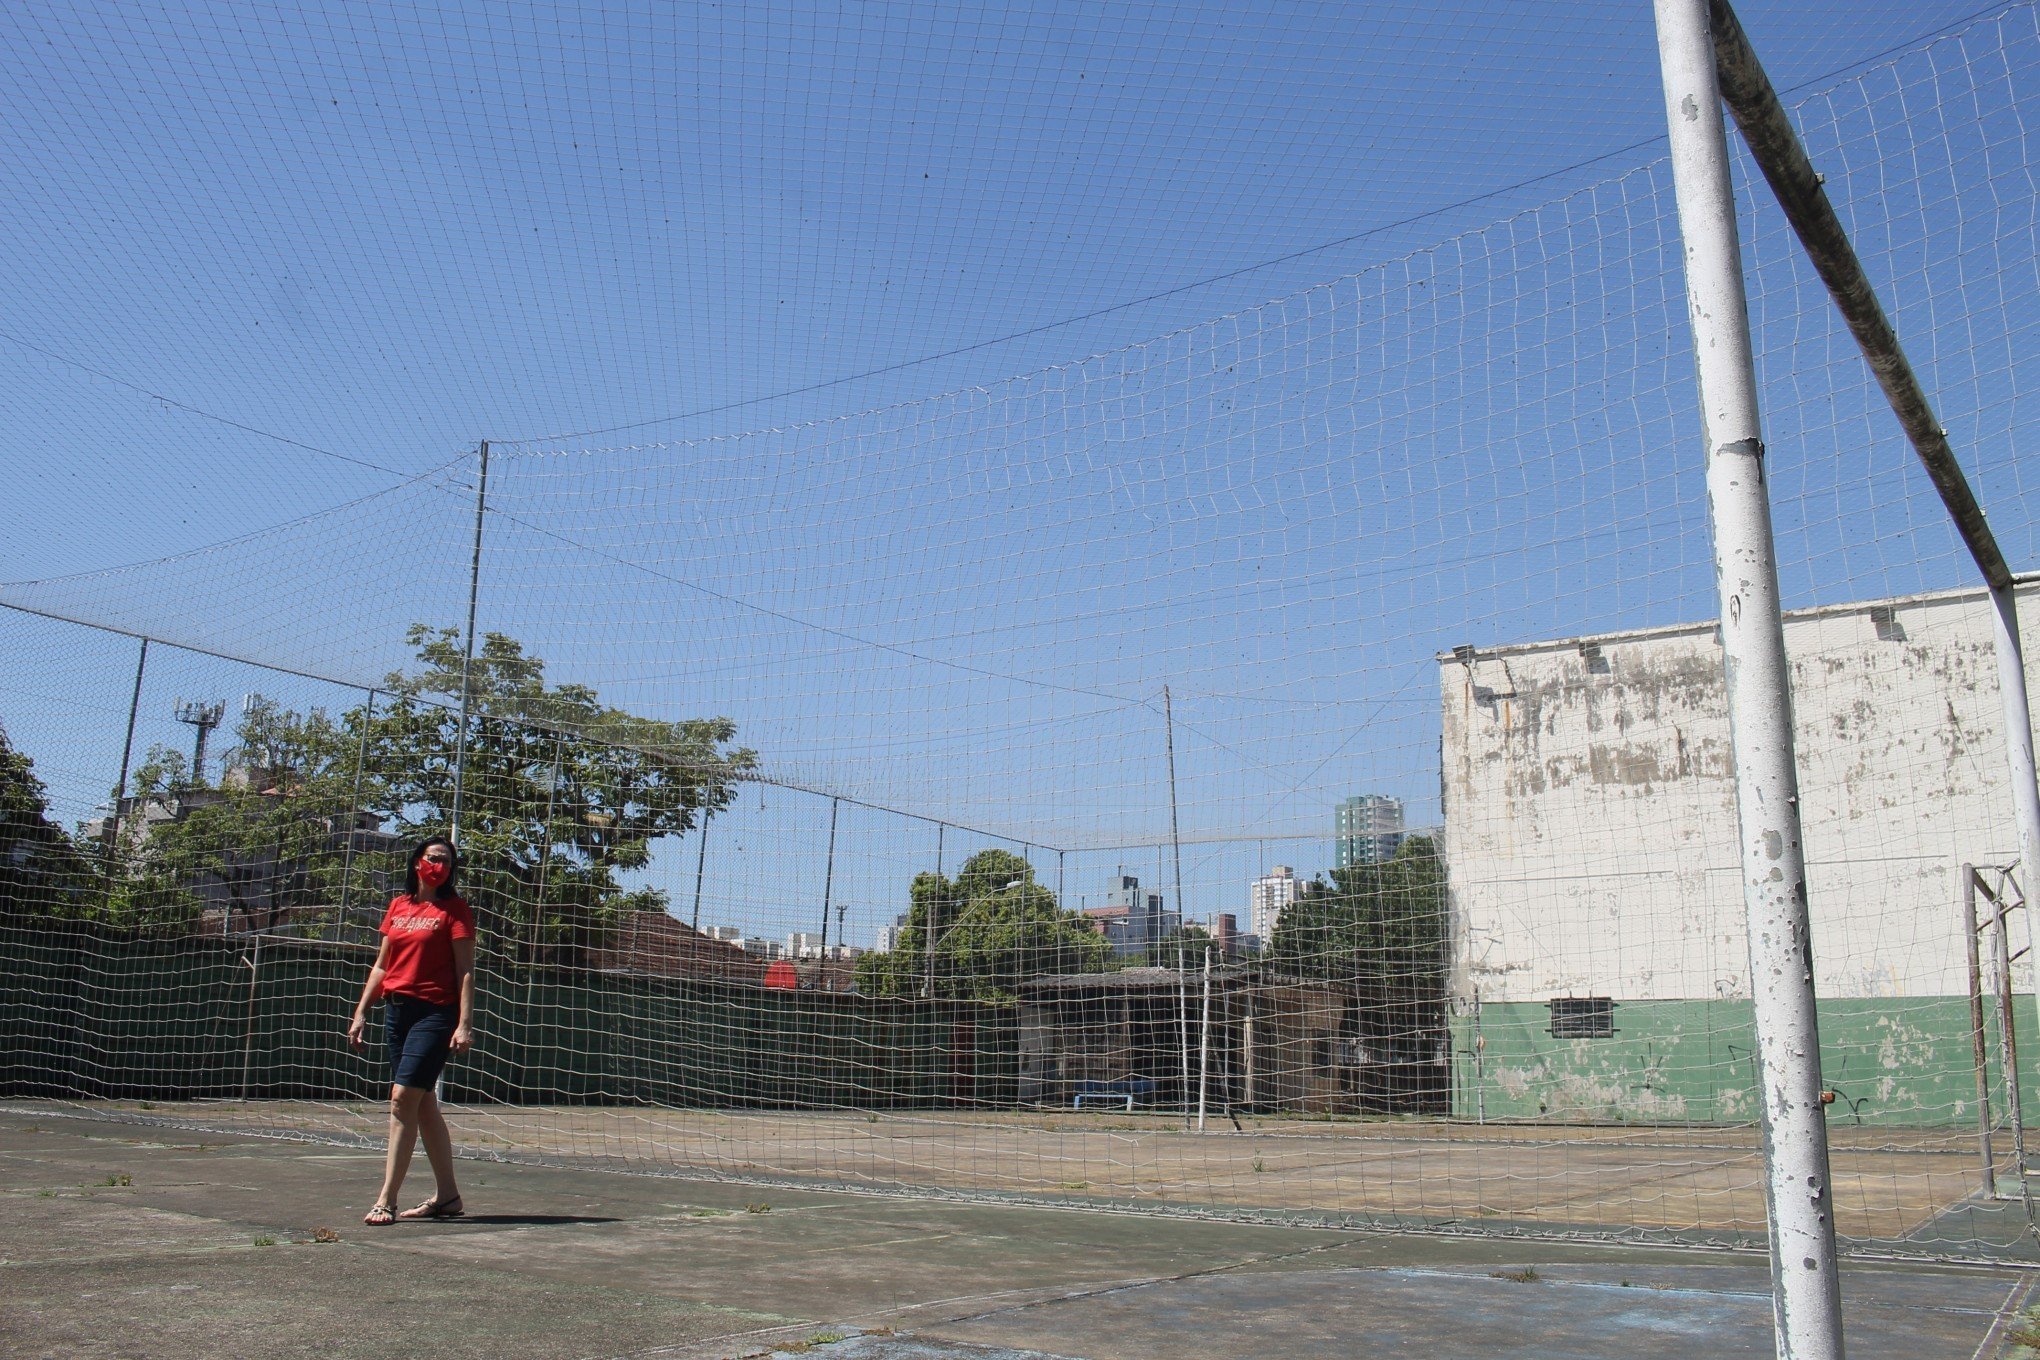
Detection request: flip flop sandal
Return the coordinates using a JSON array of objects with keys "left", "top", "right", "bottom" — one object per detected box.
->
[
  {"left": 362, "top": 1203, "right": 395, "bottom": 1226},
  {"left": 399, "top": 1194, "right": 464, "bottom": 1221}
]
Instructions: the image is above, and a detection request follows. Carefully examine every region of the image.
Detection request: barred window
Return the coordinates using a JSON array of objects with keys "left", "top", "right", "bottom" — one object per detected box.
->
[{"left": 1548, "top": 996, "right": 1616, "bottom": 1039}]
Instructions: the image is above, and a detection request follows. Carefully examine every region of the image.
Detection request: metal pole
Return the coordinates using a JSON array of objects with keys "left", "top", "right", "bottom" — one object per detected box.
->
[
  {"left": 531, "top": 730, "right": 563, "bottom": 968},
  {"left": 1989, "top": 878, "right": 2031, "bottom": 1209},
  {"left": 336, "top": 690, "right": 378, "bottom": 925},
  {"left": 1163, "top": 685, "right": 1190, "bottom": 1128},
  {"left": 691, "top": 808, "right": 712, "bottom": 931},
  {"left": 1655, "top": 3, "right": 1845, "bottom": 1354},
  {"left": 925, "top": 823, "right": 944, "bottom": 999},
  {"left": 2017, "top": 874, "right": 2039, "bottom": 1186},
  {"left": 240, "top": 935, "right": 261, "bottom": 1102},
  {"left": 105, "top": 637, "right": 150, "bottom": 870},
  {"left": 1987, "top": 582, "right": 2040, "bottom": 1058},
  {"left": 1708, "top": 0, "right": 2040, "bottom": 1070},
  {"left": 517, "top": 728, "right": 565, "bottom": 1066},
  {"left": 449, "top": 440, "right": 490, "bottom": 847},
  {"left": 1196, "top": 945, "right": 1214, "bottom": 1131},
  {"left": 1708, "top": 0, "right": 2007, "bottom": 582},
  {"left": 1474, "top": 992, "right": 1486, "bottom": 1126},
  {"left": 819, "top": 796, "right": 839, "bottom": 957},
  {"left": 1964, "top": 866, "right": 1998, "bottom": 1197}
]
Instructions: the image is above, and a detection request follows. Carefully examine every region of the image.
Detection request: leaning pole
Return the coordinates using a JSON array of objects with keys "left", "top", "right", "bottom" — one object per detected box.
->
[{"left": 1653, "top": 1, "right": 1846, "bottom": 1356}]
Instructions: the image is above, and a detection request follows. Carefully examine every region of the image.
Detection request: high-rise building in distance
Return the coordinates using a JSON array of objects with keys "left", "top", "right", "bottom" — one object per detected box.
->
[
  {"left": 1249, "top": 865, "right": 1298, "bottom": 945},
  {"left": 1336, "top": 794, "right": 1405, "bottom": 867}
]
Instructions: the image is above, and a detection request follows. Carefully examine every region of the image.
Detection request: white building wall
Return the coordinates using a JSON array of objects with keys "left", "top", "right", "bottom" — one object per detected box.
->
[{"left": 1441, "top": 580, "right": 2040, "bottom": 1006}]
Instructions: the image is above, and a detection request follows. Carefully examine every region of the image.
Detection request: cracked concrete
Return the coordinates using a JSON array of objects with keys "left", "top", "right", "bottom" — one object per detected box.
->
[{"left": 0, "top": 1107, "right": 2029, "bottom": 1359}]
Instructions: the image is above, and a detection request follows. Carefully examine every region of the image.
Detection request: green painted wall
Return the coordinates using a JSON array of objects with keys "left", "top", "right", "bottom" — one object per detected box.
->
[{"left": 1453, "top": 996, "right": 2040, "bottom": 1127}]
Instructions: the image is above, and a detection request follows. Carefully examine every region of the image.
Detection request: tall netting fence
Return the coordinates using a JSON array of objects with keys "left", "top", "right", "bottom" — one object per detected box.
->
[{"left": 4, "top": 6, "right": 2040, "bottom": 1262}]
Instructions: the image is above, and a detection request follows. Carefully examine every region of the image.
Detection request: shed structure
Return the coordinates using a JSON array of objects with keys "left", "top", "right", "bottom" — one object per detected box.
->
[{"left": 1014, "top": 966, "right": 1445, "bottom": 1115}]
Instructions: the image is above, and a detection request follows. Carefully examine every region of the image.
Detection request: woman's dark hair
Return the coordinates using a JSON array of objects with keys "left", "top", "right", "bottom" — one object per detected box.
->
[{"left": 403, "top": 835, "right": 460, "bottom": 898}]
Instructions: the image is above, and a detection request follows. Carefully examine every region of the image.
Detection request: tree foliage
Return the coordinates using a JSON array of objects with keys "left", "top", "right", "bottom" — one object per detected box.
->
[
  {"left": 1265, "top": 834, "right": 1448, "bottom": 1004},
  {"left": 369, "top": 626, "right": 751, "bottom": 956},
  {"left": 0, "top": 724, "right": 97, "bottom": 918},
  {"left": 90, "top": 626, "right": 752, "bottom": 951},
  {"left": 109, "top": 699, "right": 360, "bottom": 931},
  {"left": 856, "top": 848, "right": 1112, "bottom": 1001}
]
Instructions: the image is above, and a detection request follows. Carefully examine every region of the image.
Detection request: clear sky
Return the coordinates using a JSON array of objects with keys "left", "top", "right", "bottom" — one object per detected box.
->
[{"left": 2, "top": 0, "right": 2035, "bottom": 948}]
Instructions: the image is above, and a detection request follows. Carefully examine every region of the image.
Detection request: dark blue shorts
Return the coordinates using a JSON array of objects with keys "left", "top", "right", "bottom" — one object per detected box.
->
[{"left": 385, "top": 995, "right": 458, "bottom": 1090}]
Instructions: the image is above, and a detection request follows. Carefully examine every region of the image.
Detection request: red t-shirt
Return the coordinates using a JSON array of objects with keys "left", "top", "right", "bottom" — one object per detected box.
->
[{"left": 378, "top": 893, "right": 476, "bottom": 1007}]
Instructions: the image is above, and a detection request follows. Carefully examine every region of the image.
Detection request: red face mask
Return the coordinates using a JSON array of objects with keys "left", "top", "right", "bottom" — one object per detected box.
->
[{"left": 416, "top": 859, "right": 452, "bottom": 890}]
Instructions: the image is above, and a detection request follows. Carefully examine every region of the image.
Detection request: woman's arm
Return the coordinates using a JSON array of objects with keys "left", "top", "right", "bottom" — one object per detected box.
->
[
  {"left": 347, "top": 936, "right": 394, "bottom": 1050},
  {"left": 449, "top": 936, "right": 476, "bottom": 1053}
]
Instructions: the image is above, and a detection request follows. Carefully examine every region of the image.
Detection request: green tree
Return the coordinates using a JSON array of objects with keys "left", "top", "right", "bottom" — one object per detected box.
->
[
  {"left": 1265, "top": 833, "right": 1449, "bottom": 1079},
  {"left": 0, "top": 723, "right": 98, "bottom": 918},
  {"left": 371, "top": 626, "right": 753, "bottom": 959},
  {"left": 1266, "top": 836, "right": 1447, "bottom": 989},
  {"left": 109, "top": 701, "right": 367, "bottom": 931},
  {"left": 856, "top": 848, "right": 1112, "bottom": 1001},
  {"left": 98, "top": 627, "right": 752, "bottom": 951}
]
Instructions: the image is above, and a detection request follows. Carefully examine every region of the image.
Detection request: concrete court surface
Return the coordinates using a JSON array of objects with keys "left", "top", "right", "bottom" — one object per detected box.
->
[
  {"left": 0, "top": 1108, "right": 2033, "bottom": 1360},
  {"left": 119, "top": 1099, "right": 1998, "bottom": 1245}
]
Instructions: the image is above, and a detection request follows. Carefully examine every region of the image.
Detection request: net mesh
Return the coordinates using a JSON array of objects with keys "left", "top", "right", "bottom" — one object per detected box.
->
[{"left": 2, "top": 2, "right": 2039, "bottom": 1262}]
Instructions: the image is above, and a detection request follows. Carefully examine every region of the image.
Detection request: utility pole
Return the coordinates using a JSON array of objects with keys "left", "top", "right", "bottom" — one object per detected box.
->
[
  {"left": 819, "top": 796, "right": 839, "bottom": 957},
  {"left": 450, "top": 440, "right": 490, "bottom": 847},
  {"left": 691, "top": 808, "right": 712, "bottom": 931},
  {"left": 105, "top": 637, "right": 150, "bottom": 874}
]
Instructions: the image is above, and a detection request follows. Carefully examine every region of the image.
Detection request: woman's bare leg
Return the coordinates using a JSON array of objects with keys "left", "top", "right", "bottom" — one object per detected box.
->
[
  {"left": 415, "top": 1091, "right": 461, "bottom": 1202},
  {"left": 374, "top": 1084, "right": 426, "bottom": 1208}
]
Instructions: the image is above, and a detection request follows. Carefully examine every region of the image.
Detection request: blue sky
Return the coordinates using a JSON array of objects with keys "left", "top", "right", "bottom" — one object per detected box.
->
[{"left": 2, "top": 0, "right": 2035, "bottom": 946}]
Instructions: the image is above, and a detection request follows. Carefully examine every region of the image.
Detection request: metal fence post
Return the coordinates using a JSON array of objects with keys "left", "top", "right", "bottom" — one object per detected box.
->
[
  {"left": 1196, "top": 945, "right": 1213, "bottom": 1131},
  {"left": 1163, "top": 685, "right": 1190, "bottom": 1128},
  {"left": 240, "top": 935, "right": 262, "bottom": 1102},
  {"left": 1654, "top": 1, "right": 1845, "bottom": 1354},
  {"left": 1987, "top": 874, "right": 2033, "bottom": 1217},
  {"left": 925, "top": 823, "right": 944, "bottom": 999},
  {"left": 1964, "top": 866, "right": 1998, "bottom": 1197}
]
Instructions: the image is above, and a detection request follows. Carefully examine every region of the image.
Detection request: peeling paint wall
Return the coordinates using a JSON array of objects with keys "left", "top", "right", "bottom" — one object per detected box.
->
[
  {"left": 1449, "top": 999, "right": 2040, "bottom": 1125},
  {"left": 1442, "top": 580, "right": 2040, "bottom": 1008}
]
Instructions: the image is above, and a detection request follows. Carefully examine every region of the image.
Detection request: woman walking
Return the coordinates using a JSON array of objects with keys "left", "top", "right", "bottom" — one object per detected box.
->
[{"left": 348, "top": 835, "right": 476, "bottom": 1225}]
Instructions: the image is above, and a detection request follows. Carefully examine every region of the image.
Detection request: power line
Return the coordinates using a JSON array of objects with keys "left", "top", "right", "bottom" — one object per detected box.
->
[{"left": 0, "top": 330, "right": 436, "bottom": 480}]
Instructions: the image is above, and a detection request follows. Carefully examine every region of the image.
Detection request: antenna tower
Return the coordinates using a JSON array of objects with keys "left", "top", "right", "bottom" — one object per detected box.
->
[{"left": 173, "top": 698, "right": 227, "bottom": 786}]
